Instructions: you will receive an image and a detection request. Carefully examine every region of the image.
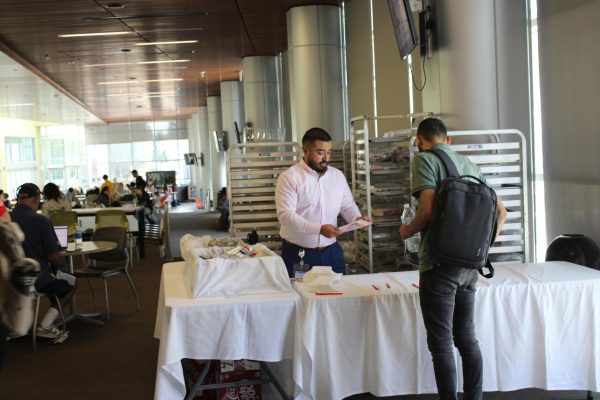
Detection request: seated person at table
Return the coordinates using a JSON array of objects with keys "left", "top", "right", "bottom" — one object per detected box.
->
[
  {"left": 112, "top": 182, "right": 128, "bottom": 201},
  {"left": 65, "top": 187, "right": 82, "bottom": 209},
  {"left": 134, "top": 186, "right": 156, "bottom": 224},
  {"left": 1, "top": 193, "right": 11, "bottom": 210},
  {"left": 97, "top": 186, "right": 111, "bottom": 208},
  {"left": 41, "top": 182, "right": 71, "bottom": 218},
  {"left": 11, "top": 183, "right": 76, "bottom": 339}
]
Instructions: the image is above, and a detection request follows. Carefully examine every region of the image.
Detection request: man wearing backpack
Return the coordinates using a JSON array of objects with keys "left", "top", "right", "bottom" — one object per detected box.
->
[{"left": 400, "top": 118, "right": 507, "bottom": 400}]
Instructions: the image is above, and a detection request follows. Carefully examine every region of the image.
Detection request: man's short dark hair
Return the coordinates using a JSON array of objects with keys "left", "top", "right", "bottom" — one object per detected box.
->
[
  {"left": 302, "top": 127, "right": 332, "bottom": 147},
  {"left": 102, "top": 174, "right": 108, "bottom": 180},
  {"left": 417, "top": 118, "right": 448, "bottom": 142},
  {"left": 131, "top": 170, "right": 138, "bottom": 175}
]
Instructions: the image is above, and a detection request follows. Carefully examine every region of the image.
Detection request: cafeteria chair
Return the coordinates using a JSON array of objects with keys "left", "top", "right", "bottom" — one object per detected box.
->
[
  {"left": 546, "top": 234, "right": 599, "bottom": 400},
  {"left": 95, "top": 209, "right": 139, "bottom": 268},
  {"left": 32, "top": 292, "right": 66, "bottom": 351},
  {"left": 74, "top": 226, "right": 139, "bottom": 320},
  {"left": 49, "top": 211, "right": 78, "bottom": 239}
]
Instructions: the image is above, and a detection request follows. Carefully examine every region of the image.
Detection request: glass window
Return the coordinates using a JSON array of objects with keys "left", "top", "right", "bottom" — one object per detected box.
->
[
  {"left": 6, "top": 168, "right": 36, "bottom": 196},
  {"left": 5, "top": 137, "right": 36, "bottom": 162},
  {"left": 155, "top": 140, "right": 179, "bottom": 161},
  {"left": 132, "top": 141, "right": 155, "bottom": 162},
  {"left": 108, "top": 143, "right": 132, "bottom": 163}
]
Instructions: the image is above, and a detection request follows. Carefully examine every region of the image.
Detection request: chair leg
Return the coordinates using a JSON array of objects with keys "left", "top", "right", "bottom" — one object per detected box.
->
[
  {"left": 87, "top": 278, "right": 98, "bottom": 309},
  {"left": 53, "top": 296, "right": 66, "bottom": 331},
  {"left": 103, "top": 278, "right": 110, "bottom": 320},
  {"left": 123, "top": 270, "right": 140, "bottom": 311},
  {"left": 32, "top": 294, "right": 41, "bottom": 351}
]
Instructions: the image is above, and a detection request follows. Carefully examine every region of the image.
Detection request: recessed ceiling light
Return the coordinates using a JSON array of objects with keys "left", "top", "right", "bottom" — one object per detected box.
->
[
  {"left": 137, "top": 59, "right": 190, "bottom": 65},
  {"left": 135, "top": 40, "right": 198, "bottom": 46},
  {"left": 98, "top": 78, "right": 183, "bottom": 85},
  {"left": 2, "top": 103, "right": 35, "bottom": 107},
  {"left": 58, "top": 31, "right": 131, "bottom": 38},
  {"left": 85, "top": 60, "right": 190, "bottom": 67},
  {"left": 106, "top": 91, "right": 176, "bottom": 97}
]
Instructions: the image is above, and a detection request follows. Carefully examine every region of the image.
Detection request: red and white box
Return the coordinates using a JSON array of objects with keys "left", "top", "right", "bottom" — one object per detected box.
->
[{"left": 215, "top": 360, "right": 262, "bottom": 400}]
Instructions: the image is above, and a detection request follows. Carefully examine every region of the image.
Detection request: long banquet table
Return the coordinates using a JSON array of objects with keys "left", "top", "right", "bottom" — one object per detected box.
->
[
  {"left": 154, "top": 262, "right": 300, "bottom": 400},
  {"left": 154, "top": 260, "right": 600, "bottom": 400},
  {"left": 293, "top": 261, "right": 600, "bottom": 399}
]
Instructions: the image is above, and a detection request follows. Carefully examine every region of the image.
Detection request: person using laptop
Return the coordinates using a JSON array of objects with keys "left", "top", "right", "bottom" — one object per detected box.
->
[{"left": 10, "top": 183, "right": 76, "bottom": 340}]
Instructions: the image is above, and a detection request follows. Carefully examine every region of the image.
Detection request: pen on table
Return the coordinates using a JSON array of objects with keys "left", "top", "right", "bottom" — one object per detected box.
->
[
  {"left": 315, "top": 291, "right": 344, "bottom": 296},
  {"left": 412, "top": 283, "right": 420, "bottom": 289},
  {"left": 372, "top": 283, "right": 381, "bottom": 291}
]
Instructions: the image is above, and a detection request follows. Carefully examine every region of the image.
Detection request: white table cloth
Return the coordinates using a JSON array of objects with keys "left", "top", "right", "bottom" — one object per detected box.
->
[
  {"left": 154, "top": 262, "right": 300, "bottom": 400},
  {"left": 292, "top": 261, "right": 600, "bottom": 400}
]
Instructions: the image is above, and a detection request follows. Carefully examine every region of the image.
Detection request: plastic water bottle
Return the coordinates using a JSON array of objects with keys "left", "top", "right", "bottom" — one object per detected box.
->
[
  {"left": 74, "top": 229, "right": 83, "bottom": 251},
  {"left": 401, "top": 204, "right": 420, "bottom": 253}
]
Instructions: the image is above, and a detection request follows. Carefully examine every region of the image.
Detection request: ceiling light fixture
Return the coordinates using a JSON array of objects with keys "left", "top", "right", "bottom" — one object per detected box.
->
[
  {"left": 106, "top": 91, "right": 176, "bottom": 97},
  {"left": 98, "top": 78, "right": 183, "bottom": 85},
  {"left": 85, "top": 60, "right": 190, "bottom": 68},
  {"left": 137, "top": 59, "right": 190, "bottom": 64},
  {"left": 2, "top": 103, "right": 35, "bottom": 107},
  {"left": 58, "top": 31, "right": 131, "bottom": 38},
  {"left": 135, "top": 40, "right": 198, "bottom": 46}
]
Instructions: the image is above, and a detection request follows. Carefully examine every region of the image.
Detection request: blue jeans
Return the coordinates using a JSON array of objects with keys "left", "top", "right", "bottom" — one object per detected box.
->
[
  {"left": 281, "top": 240, "right": 345, "bottom": 277},
  {"left": 419, "top": 266, "right": 482, "bottom": 400}
]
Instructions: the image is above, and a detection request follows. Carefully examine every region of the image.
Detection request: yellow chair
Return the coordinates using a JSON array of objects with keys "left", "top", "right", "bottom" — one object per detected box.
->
[
  {"left": 49, "top": 211, "right": 78, "bottom": 239},
  {"left": 95, "top": 209, "right": 138, "bottom": 268}
]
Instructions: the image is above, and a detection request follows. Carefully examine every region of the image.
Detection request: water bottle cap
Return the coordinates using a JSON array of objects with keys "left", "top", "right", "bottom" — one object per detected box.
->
[{"left": 403, "top": 203, "right": 410, "bottom": 208}]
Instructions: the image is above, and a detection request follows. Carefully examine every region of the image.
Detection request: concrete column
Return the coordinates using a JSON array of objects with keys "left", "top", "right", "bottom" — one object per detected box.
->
[
  {"left": 220, "top": 81, "right": 245, "bottom": 151},
  {"left": 196, "top": 106, "right": 210, "bottom": 204},
  {"left": 421, "top": 0, "right": 499, "bottom": 130},
  {"left": 242, "top": 56, "right": 281, "bottom": 132},
  {"left": 287, "top": 5, "right": 345, "bottom": 143},
  {"left": 187, "top": 112, "right": 200, "bottom": 190},
  {"left": 207, "top": 96, "right": 224, "bottom": 206}
]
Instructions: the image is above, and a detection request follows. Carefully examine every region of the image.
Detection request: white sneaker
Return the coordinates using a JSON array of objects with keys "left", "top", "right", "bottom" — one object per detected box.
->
[{"left": 36, "top": 325, "right": 67, "bottom": 339}]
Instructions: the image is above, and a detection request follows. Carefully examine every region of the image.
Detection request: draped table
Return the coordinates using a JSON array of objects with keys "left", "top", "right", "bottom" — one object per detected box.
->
[
  {"left": 292, "top": 261, "right": 600, "bottom": 399},
  {"left": 154, "top": 262, "right": 300, "bottom": 400}
]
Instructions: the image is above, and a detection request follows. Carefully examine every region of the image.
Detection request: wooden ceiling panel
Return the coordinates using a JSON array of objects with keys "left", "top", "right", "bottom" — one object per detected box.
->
[{"left": 0, "top": 0, "right": 342, "bottom": 122}]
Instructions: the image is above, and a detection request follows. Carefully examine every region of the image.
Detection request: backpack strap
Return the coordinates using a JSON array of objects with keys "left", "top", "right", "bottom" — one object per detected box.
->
[{"left": 426, "top": 148, "right": 460, "bottom": 178}]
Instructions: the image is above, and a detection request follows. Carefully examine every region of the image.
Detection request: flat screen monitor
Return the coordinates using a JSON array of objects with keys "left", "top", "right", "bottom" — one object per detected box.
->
[
  {"left": 54, "top": 226, "right": 68, "bottom": 250},
  {"left": 184, "top": 153, "right": 196, "bottom": 165},
  {"left": 387, "top": 0, "right": 418, "bottom": 60}
]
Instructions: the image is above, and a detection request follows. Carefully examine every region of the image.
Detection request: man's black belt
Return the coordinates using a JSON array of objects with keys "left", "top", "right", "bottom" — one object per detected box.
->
[{"left": 282, "top": 238, "right": 333, "bottom": 253}]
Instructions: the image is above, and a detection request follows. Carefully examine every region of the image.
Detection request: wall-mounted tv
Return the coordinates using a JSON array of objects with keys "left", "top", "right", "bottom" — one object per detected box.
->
[
  {"left": 184, "top": 153, "right": 197, "bottom": 165},
  {"left": 387, "top": 0, "right": 418, "bottom": 60}
]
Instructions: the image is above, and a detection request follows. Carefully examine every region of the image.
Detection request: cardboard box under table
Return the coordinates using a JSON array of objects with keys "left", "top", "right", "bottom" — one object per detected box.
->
[{"left": 154, "top": 249, "right": 298, "bottom": 399}]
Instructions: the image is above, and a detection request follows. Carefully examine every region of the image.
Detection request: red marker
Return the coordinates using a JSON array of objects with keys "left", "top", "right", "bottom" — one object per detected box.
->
[
  {"left": 385, "top": 282, "right": 392, "bottom": 289},
  {"left": 412, "top": 283, "right": 420, "bottom": 289},
  {"left": 372, "top": 284, "right": 380, "bottom": 291}
]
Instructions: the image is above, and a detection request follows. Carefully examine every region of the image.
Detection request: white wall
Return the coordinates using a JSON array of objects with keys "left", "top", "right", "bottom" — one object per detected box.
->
[{"left": 538, "top": 0, "right": 600, "bottom": 245}]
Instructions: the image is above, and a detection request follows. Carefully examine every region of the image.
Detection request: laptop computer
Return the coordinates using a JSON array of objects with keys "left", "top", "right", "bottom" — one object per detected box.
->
[{"left": 54, "top": 226, "right": 69, "bottom": 250}]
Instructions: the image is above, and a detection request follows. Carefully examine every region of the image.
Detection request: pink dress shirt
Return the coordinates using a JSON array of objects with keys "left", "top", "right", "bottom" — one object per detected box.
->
[{"left": 275, "top": 158, "right": 360, "bottom": 249}]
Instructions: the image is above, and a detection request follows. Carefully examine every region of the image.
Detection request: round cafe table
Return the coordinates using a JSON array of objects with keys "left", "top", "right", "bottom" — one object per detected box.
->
[{"left": 61, "top": 241, "right": 117, "bottom": 326}]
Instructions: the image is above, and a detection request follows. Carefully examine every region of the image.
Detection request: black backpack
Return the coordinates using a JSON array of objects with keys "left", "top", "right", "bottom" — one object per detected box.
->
[{"left": 426, "top": 148, "right": 498, "bottom": 278}]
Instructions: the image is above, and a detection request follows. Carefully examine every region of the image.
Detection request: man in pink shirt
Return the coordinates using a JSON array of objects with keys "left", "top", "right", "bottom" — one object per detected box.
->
[{"left": 275, "top": 127, "right": 368, "bottom": 276}]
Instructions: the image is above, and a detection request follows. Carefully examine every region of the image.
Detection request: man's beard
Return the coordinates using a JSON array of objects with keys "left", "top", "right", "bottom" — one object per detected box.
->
[{"left": 307, "top": 159, "right": 328, "bottom": 173}]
